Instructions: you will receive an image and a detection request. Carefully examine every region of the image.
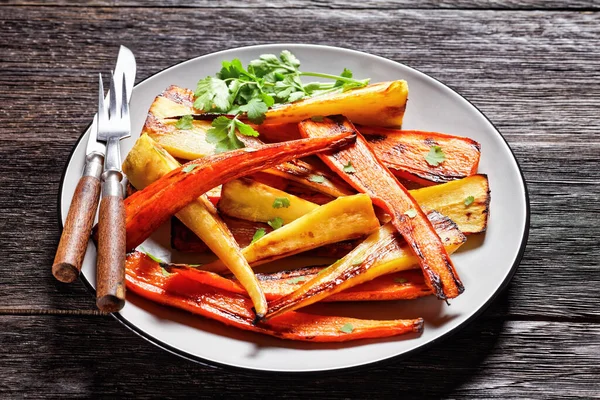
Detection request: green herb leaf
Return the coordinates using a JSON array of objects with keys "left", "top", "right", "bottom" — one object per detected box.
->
[
  {"left": 340, "top": 323, "right": 354, "bottom": 334},
  {"left": 139, "top": 247, "right": 165, "bottom": 264},
  {"left": 194, "top": 76, "right": 230, "bottom": 112},
  {"left": 251, "top": 228, "right": 266, "bottom": 244},
  {"left": 464, "top": 195, "right": 475, "bottom": 206},
  {"left": 394, "top": 277, "right": 408, "bottom": 284},
  {"left": 343, "top": 161, "right": 356, "bottom": 174},
  {"left": 239, "top": 98, "right": 269, "bottom": 124},
  {"left": 175, "top": 114, "right": 194, "bottom": 130},
  {"left": 182, "top": 164, "right": 198, "bottom": 173},
  {"left": 234, "top": 119, "right": 260, "bottom": 137},
  {"left": 425, "top": 145, "right": 446, "bottom": 166},
  {"left": 310, "top": 115, "right": 324, "bottom": 122},
  {"left": 404, "top": 208, "right": 417, "bottom": 218},
  {"left": 309, "top": 175, "right": 325, "bottom": 184},
  {"left": 161, "top": 267, "right": 172, "bottom": 277},
  {"left": 287, "top": 276, "right": 308, "bottom": 285},
  {"left": 334, "top": 68, "right": 353, "bottom": 87},
  {"left": 192, "top": 50, "right": 371, "bottom": 129},
  {"left": 272, "top": 197, "right": 291, "bottom": 209},
  {"left": 206, "top": 116, "right": 245, "bottom": 152},
  {"left": 268, "top": 217, "right": 284, "bottom": 230},
  {"left": 280, "top": 50, "right": 301, "bottom": 68}
]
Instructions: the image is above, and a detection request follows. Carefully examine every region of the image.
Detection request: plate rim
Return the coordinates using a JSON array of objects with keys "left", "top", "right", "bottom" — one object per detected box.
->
[{"left": 57, "top": 43, "right": 530, "bottom": 374}]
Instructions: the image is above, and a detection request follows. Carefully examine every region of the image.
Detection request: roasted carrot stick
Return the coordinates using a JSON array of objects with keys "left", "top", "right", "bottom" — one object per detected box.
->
[
  {"left": 171, "top": 262, "right": 431, "bottom": 302},
  {"left": 299, "top": 116, "right": 464, "bottom": 300},
  {"left": 238, "top": 135, "right": 355, "bottom": 198},
  {"left": 257, "top": 123, "right": 481, "bottom": 185},
  {"left": 124, "top": 132, "right": 356, "bottom": 250},
  {"left": 358, "top": 126, "right": 480, "bottom": 185},
  {"left": 126, "top": 252, "right": 424, "bottom": 342}
]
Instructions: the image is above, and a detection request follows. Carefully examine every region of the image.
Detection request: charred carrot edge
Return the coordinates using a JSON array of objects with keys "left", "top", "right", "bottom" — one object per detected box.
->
[
  {"left": 124, "top": 132, "right": 356, "bottom": 250},
  {"left": 126, "top": 252, "right": 424, "bottom": 342},
  {"left": 299, "top": 116, "right": 464, "bottom": 300},
  {"left": 257, "top": 123, "right": 481, "bottom": 185},
  {"left": 151, "top": 253, "right": 431, "bottom": 302},
  {"left": 265, "top": 211, "right": 465, "bottom": 319},
  {"left": 358, "top": 126, "right": 481, "bottom": 185},
  {"left": 238, "top": 135, "right": 355, "bottom": 198}
]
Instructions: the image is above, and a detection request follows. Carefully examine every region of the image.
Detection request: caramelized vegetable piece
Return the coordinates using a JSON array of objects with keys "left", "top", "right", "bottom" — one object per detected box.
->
[
  {"left": 171, "top": 261, "right": 431, "bottom": 302},
  {"left": 124, "top": 131, "right": 356, "bottom": 250},
  {"left": 215, "top": 174, "right": 490, "bottom": 235},
  {"left": 202, "top": 194, "right": 380, "bottom": 273},
  {"left": 411, "top": 174, "right": 490, "bottom": 234},
  {"left": 171, "top": 217, "right": 358, "bottom": 258},
  {"left": 263, "top": 81, "right": 409, "bottom": 127},
  {"left": 257, "top": 123, "right": 481, "bottom": 185},
  {"left": 359, "top": 126, "right": 481, "bottom": 185},
  {"left": 299, "top": 116, "right": 463, "bottom": 300},
  {"left": 126, "top": 252, "right": 424, "bottom": 342},
  {"left": 218, "top": 178, "right": 319, "bottom": 224},
  {"left": 266, "top": 212, "right": 465, "bottom": 319},
  {"left": 143, "top": 86, "right": 354, "bottom": 198},
  {"left": 122, "top": 134, "right": 267, "bottom": 317}
]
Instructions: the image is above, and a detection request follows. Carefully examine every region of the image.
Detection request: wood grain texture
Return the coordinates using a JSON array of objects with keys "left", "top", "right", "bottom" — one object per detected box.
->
[
  {"left": 52, "top": 174, "right": 101, "bottom": 283},
  {"left": 3, "top": 1, "right": 600, "bottom": 10},
  {"left": 96, "top": 194, "right": 126, "bottom": 312},
  {"left": 0, "top": 3, "right": 598, "bottom": 397},
  {"left": 0, "top": 312, "right": 598, "bottom": 398}
]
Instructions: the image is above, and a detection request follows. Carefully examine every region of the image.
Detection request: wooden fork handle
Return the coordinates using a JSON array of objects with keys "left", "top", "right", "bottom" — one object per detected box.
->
[
  {"left": 96, "top": 172, "right": 127, "bottom": 313},
  {"left": 52, "top": 153, "right": 103, "bottom": 283}
]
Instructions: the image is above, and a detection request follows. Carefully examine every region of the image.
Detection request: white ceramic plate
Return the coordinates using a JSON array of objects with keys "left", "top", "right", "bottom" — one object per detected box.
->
[{"left": 59, "top": 44, "right": 529, "bottom": 373}]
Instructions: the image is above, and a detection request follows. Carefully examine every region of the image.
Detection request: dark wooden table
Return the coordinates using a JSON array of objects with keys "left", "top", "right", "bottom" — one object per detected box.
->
[{"left": 1, "top": 1, "right": 599, "bottom": 398}]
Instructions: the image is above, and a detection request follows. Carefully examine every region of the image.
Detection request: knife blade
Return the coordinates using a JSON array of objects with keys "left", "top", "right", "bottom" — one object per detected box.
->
[{"left": 52, "top": 46, "right": 136, "bottom": 283}]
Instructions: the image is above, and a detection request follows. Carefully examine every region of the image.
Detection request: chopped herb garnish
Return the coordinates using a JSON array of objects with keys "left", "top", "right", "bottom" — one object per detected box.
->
[
  {"left": 394, "top": 277, "right": 408, "bottom": 284},
  {"left": 139, "top": 246, "right": 165, "bottom": 264},
  {"left": 175, "top": 114, "right": 194, "bottom": 130},
  {"left": 404, "top": 208, "right": 417, "bottom": 218},
  {"left": 152, "top": 146, "right": 168, "bottom": 158},
  {"left": 194, "top": 51, "right": 370, "bottom": 152},
  {"left": 205, "top": 115, "right": 259, "bottom": 153},
  {"left": 272, "top": 197, "right": 291, "bottom": 209},
  {"left": 340, "top": 323, "right": 354, "bottom": 333},
  {"left": 343, "top": 161, "right": 356, "bottom": 174},
  {"left": 182, "top": 164, "right": 198, "bottom": 173},
  {"left": 309, "top": 175, "right": 325, "bottom": 184},
  {"left": 425, "top": 145, "right": 446, "bottom": 166},
  {"left": 287, "top": 276, "right": 308, "bottom": 285},
  {"left": 310, "top": 115, "right": 324, "bottom": 122},
  {"left": 251, "top": 228, "right": 266, "bottom": 243},
  {"left": 268, "top": 217, "right": 284, "bottom": 230},
  {"left": 161, "top": 267, "right": 172, "bottom": 277},
  {"left": 464, "top": 195, "right": 475, "bottom": 206}
]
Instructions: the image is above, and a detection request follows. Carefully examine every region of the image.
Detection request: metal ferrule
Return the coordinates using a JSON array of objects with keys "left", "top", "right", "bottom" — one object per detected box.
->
[
  {"left": 83, "top": 153, "right": 104, "bottom": 178},
  {"left": 102, "top": 170, "right": 124, "bottom": 198}
]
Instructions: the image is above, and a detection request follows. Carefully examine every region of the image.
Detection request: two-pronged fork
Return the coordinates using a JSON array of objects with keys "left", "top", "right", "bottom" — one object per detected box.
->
[{"left": 95, "top": 72, "right": 131, "bottom": 312}]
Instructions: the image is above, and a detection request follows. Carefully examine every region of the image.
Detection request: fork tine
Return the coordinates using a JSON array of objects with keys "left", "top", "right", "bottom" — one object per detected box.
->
[
  {"left": 109, "top": 69, "right": 118, "bottom": 119},
  {"left": 98, "top": 73, "right": 107, "bottom": 125},
  {"left": 121, "top": 73, "right": 129, "bottom": 119}
]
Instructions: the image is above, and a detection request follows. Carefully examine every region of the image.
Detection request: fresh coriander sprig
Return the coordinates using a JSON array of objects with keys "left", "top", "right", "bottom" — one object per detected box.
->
[{"left": 194, "top": 50, "right": 370, "bottom": 152}]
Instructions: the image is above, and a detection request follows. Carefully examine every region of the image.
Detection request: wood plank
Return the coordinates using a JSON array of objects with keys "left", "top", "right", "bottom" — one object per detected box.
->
[
  {"left": 2, "top": 1, "right": 600, "bottom": 10},
  {"left": 0, "top": 313, "right": 598, "bottom": 397},
  {"left": 0, "top": 7, "right": 598, "bottom": 320}
]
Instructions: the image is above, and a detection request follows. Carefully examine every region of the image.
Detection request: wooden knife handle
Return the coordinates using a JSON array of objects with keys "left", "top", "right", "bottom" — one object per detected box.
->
[
  {"left": 52, "top": 154, "right": 103, "bottom": 283},
  {"left": 96, "top": 173, "right": 126, "bottom": 313}
]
